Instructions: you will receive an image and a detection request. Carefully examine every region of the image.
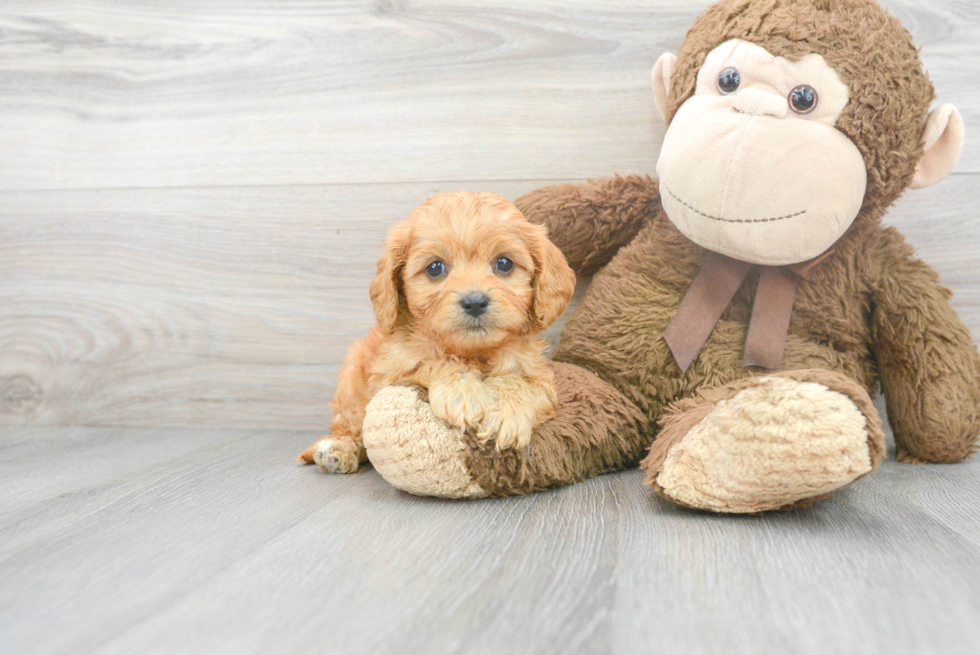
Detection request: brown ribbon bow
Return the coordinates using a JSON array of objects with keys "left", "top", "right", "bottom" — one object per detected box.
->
[{"left": 663, "top": 249, "right": 833, "bottom": 373}]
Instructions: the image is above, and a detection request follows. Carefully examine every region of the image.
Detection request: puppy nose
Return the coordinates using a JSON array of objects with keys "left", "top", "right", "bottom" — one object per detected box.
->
[
  {"left": 460, "top": 292, "right": 490, "bottom": 317},
  {"left": 731, "top": 87, "right": 787, "bottom": 119}
]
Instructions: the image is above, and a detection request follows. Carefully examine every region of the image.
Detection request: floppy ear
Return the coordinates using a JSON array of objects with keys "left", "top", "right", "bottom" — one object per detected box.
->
[
  {"left": 911, "top": 104, "right": 964, "bottom": 190},
  {"left": 528, "top": 224, "right": 576, "bottom": 331},
  {"left": 369, "top": 221, "right": 412, "bottom": 334},
  {"left": 652, "top": 52, "right": 677, "bottom": 123}
]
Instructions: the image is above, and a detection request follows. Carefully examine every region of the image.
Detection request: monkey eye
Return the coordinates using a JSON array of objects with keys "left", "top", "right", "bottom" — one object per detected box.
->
[
  {"left": 426, "top": 260, "right": 446, "bottom": 278},
  {"left": 494, "top": 257, "right": 514, "bottom": 274},
  {"left": 789, "top": 84, "right": 818, "bottom": 114},
  {"left": 717, "top": 67, "right": 741, "bottom": 95}
]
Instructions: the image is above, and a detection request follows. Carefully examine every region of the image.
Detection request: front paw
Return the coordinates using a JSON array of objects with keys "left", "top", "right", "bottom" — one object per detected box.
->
[
  {"left": 428, "top": 374, "right": 492, "bottom": 431},
  {"left": 479, "top": 403, "right": 533, "bottom": 450},
  {"left": 309, "top": 438, "right": 361, "bottom": 474}
]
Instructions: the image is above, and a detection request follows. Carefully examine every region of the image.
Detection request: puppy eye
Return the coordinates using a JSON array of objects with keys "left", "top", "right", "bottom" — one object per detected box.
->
[
  {"left": 426, "top": 260, "right": 446, "bottom": 278},
  {"left": 788, "top": 84, "right": 818, "bottom": 114},
  {"left": 717, "top": 67, "right": 740, "bottom": 95},
  {"left": 494, "top": 257, "right": 514, "bottom": 274}
]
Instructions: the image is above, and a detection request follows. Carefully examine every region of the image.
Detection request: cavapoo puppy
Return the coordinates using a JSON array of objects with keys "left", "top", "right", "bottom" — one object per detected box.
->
[{"left": 299, "top": 191, "right": 576, "bottom": 473}]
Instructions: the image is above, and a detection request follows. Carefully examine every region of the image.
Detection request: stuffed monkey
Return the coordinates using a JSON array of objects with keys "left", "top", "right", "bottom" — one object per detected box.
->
[{"left": 355, "top": 0, "right": 979, "bottom": 513}]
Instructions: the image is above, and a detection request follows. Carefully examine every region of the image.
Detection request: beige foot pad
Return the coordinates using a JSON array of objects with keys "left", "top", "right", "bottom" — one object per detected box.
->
[
  {"left": 362, "top": 385, "right": 486, "bottom": 499},
  {"left": 643, "top": 371, "right": 884, "bottom": 513}
]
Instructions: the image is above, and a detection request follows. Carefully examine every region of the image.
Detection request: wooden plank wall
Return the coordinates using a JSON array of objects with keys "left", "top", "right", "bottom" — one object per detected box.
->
[{"left": 1, "top": 0, "right": 978, "bottom": 429}]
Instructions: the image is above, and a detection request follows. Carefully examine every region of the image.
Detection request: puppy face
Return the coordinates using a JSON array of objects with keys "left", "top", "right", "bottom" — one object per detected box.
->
[{"left": 370, "top": 191, "right": 575, "bottom": 354}]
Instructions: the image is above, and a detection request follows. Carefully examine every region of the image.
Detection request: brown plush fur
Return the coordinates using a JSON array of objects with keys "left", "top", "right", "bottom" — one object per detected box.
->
[
  {"left": 461, "top": 362, "right": 650, "bottom": 497},
  {"left": 299, "top": 191, "right": 575, "bottom": 470},
  {"left": 491, "top": 0, "right": 979, "bottom": 506},
  {"left": 356, "top": 0, "right": 978, "bottom": 510},
  {"left": 666, "top": 0, "right": 935, "bottom": 223},
  {"left": 537, "top": 181, "right": 980, "bottom": 465}
]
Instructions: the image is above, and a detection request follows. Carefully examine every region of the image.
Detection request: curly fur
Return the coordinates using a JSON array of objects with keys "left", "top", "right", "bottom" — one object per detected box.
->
[{"left": 299, "top": 191, "right": 575, "bottom": 472}]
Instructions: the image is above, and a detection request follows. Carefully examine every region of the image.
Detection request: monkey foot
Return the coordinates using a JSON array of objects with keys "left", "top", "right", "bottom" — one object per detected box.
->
[
  {"left": 640, "top": 369, "right": 886, "bottom": 513},
  {"left": 362, "top": 385, "right": 487, "bottom": 498}
]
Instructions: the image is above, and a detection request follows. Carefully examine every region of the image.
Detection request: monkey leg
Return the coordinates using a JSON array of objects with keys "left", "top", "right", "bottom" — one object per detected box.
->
[
  {"left": 361, "top": 362, "right": 649, "bottom": 498},
  {"left": 641, "top": 369, "right": 886, "bottom": 513}
]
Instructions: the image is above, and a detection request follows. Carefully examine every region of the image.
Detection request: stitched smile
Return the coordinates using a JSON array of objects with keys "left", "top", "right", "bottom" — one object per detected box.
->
[{"left": 663, "top": 183, "right": 807, "bottom": 224}]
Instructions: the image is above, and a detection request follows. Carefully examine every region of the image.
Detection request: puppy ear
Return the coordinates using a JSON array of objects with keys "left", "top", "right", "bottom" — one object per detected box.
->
[
  {"left": 369, "top": 220, "right": 412, "bottom": 334},
  {"left": 529, "top": 224, "right": 576, "bottom": 330}
]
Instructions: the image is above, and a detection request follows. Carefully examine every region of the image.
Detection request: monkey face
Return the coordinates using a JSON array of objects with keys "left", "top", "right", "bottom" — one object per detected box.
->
[{"left": 656, "top": 39, "right": 867, "bottom": 266}]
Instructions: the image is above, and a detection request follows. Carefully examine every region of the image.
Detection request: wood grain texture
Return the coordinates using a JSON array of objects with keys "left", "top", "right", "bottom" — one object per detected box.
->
[
  {"left": 2, "top": 4, "right": 979, "bottom": 653},
  {"left": 0, "top": 180, "right": 541, "bottom": 427},
  {"left": 1, "top": 425, "right": 978, "bottom": 654},
  {"left": 1, "top": 176, "right": 977, "bottom": 428},
  {"left": 0, "top": 0, "right": 978, "bottom": 192},
  {"left": 0, "top": 0, "right": 978, "bottom": 430}
]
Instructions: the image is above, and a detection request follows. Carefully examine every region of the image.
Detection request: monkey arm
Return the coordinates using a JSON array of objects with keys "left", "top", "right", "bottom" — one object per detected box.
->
[
  {"left": 870, "top": 228, "right": 980, "bottom": 463},
  {"left": 514, "top": 175, "right": 661, "bottom": 276}
]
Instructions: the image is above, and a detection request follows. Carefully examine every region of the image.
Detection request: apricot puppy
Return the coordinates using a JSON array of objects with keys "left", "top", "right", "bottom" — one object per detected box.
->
[{"left": 299, "top": 191, "right": 576, "bottom": 474}]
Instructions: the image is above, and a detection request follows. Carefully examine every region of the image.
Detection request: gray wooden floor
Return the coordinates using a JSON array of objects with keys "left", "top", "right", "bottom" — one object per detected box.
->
[
  {"left": 2, "top": 1, "right": 980, "bottom": 653},
  {"left": 2, "top": 422, "right": 980, "bottom": 655}
]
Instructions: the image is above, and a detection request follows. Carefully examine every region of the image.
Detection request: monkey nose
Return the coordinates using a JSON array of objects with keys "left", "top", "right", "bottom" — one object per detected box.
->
[
  {"left": 460, "top": 292, "right": 490, "bottom": 318},
  {"left": 731, "top": 87, "right": 788, "bottom": 119}
]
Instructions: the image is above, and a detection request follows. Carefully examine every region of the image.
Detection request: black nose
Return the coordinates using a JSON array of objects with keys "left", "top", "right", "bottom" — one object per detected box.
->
[{"left": 460, "top": 292, "right": 490, "bottom": 318}]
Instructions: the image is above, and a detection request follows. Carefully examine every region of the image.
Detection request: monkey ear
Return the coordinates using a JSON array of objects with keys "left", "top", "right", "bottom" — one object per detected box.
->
[
  {"left": 911, "top": 104, "right": 964, "bottom": 190},
  {"left": 652, "top": 52, "right": 677, "bottom": 122},
  {"left": 529, "top": 224, "right": 576, "bottom": 331},
  {"left": 369, "top": 221, "right": 412, "bottom": 335}
]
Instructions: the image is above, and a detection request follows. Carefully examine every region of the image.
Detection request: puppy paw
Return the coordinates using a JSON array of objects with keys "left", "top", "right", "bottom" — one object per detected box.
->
[
  {"left": 477, "top": 375, "right": 552, "bottom": 450},
  {"left": 429, "top": 374, "right": 493, "bottom": 431},
  {"left": 479, "top": 403, "right": 534, "bottom": 450},
  {"left": 310, "top": 438, "right": 362, "bottom": 474}
]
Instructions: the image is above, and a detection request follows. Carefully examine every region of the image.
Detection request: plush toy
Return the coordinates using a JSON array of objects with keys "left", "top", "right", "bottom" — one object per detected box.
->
[{"left": 360, "top": 0, "right": 979, "bottom": 512}]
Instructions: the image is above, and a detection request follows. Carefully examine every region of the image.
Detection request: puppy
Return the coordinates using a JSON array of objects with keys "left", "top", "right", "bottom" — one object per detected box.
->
[{"left": 298, "top": 191, "right": 576, "bottom": 474}]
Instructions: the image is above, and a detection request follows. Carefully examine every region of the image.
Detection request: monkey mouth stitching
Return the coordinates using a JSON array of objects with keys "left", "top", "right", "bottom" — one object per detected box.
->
[{"left": 663, "top": 183, "right": 807, "bottom": 224}]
